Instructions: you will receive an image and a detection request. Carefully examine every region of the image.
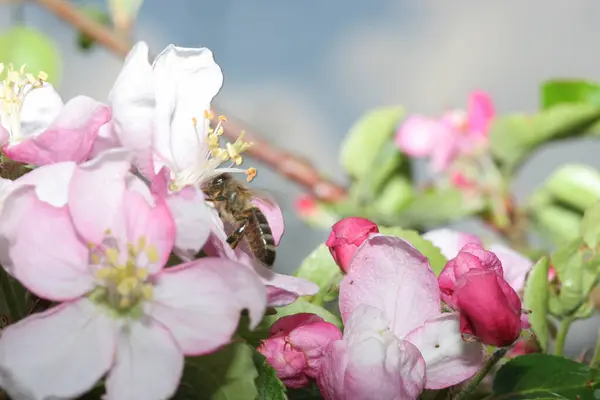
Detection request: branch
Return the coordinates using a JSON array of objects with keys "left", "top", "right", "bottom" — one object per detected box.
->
[{"left": 35, "top": 0, "right": 348, "bottom": 202}]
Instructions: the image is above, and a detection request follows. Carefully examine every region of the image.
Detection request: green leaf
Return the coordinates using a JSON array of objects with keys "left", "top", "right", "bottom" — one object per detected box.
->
[
  {"left": 392, "top": 188, "right": 485, "bottom": 229},
  {"left": 0, "top": 267, "right": 31, "bottom": 324},
  {"left": 581, "top": 200, "right": 600, "bottom": 249},
  {"left": 235, "top": 315, "right": 271, "bottom": 348},
  {"left": 0, "top": 26, "right": 62, "bottom": 87},
  {"left": 378, "top": 227, "right": 448, "bottom": 275},
  {"left": 252, "top": 351, "right": 287, "bottom": 400},
  {"left": 340, "top": 106, "right": 404, "bottom": 180},
  {"left": 293, "top": 244, "right": 342, "bottom": 305},
  {"left": 489, "top": 354, "right": 600, "bottom": 399},
  {"left": 531, "top": 204, "right": 582, "bottom": 246},
  {"left": 544, "top": 164, "right": 600, "bottom": 212},
  {"left": 176, "top": 342, "right": 258, "bottom": 400},
  {"left": 523, "top": 257, "right": 550, "bottom": 351},
  {"left": 264, "top": 298, "right": 342, "bottom": 329},
  {"left": 541, "top": 79, "right": 600, "bottom": 109},
  {"left": 371, "top": 176, "right": 414, "bottom": 215},
  {"left": 76, "top": 6, "right": 112, "bottom": 51},
  {"left": 489, "top": 104, "right": 600, "bottom": 173},
  {"left": 287, "top": 384, "right": 323, "bottom": 400}
]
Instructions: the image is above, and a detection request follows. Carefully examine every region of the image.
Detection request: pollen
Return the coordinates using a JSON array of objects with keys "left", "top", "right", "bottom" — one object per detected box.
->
[{"left": 246, "top": 167, "right": 257, "bottom": 182}]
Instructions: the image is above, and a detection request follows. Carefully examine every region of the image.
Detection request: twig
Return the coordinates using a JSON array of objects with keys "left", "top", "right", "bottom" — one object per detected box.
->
[{"left": 35, "top": 0, "right": 348, "bottom": 202}]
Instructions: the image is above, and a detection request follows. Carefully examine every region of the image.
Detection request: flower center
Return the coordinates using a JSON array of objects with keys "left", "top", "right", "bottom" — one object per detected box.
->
[
  {"left": 169, "top": 111, "right": 257, "bottom": 191},
  {"left": 88, "top": 234, "right": 159, "bottom": 316},
  {"left": 0, "top": 63, "right": 47, "bottom": 140}
]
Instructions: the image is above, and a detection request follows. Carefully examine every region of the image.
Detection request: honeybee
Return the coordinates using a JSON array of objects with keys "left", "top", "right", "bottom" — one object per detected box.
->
[{"left": 202, "top": 173, "right": 277, "bottom": 267}]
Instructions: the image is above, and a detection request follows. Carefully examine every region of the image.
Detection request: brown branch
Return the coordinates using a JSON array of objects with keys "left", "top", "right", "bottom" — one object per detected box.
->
[{"left": 35, "top": 0, "right": 348, "bottom": 202}]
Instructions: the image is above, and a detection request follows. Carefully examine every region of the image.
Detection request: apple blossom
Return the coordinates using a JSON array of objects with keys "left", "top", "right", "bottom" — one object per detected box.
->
[
  {"left": 0, "top": 150, "right": 267, "bottom": 400},
  {"left": 326, "top": 217, "right": 379, "bottom": 273},
  {"left": 258, "top": 313, "right": 342, "bottom": 388},
  {"left": 0, "top": 63, "right": 110, "bottom": 166},
  {"left": 318, "top": 235, "right": 483, "bottom": 399},
  {"left": 438, "top": 243, "right": 523, "bottom": 347}
]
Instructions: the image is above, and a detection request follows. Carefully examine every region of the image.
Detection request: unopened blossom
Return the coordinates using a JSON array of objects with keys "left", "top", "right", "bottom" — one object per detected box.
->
[
  {"left": 0, "top": 150, "right": 267, "bottom": 400},
  {"left": 0, "top": 63, "right": 110, "bottom": 166},
  {"left": 438, "top": 243, "right": 523, "bottom": 347},
  {"left": 318, "top": 235, "right": 484, "bottom": 399},
  {"left": 326, "top": 217, "right": 379, "bottom": 273},
  {"left": 258, "top": 313, "right": 342, "bottom": 388},
  {"left": 423, "top": 228, "right": 533, "bottom": 293}
]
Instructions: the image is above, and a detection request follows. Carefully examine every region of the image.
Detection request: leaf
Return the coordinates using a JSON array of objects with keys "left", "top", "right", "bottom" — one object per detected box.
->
[
  {"left": 293, "top": 244, "right": 343, "bottom": 305},
  {"left": 489, "top": 104, "right": 600, "bottom": 173},
  {"left": 340, "top": 106, "right": 404, "bottom": 180},
  {"left": 264, "top": 298, "right": 342, "bottom": 329},
  {"left": 544, "top": 164, "right": 600, "bottom": 212},
  {"left": 581, "top": 200, "right": 600, "bottom": 249},
  {"left": 252, "top": 351, "right": 287, "bottom": 400},
  {"left": 541, "top": 79, "right": 600, "bottom": 109},
  {"left": 176, "top": 342, "right": 258, "bottom": 400},
  {"left": 391, "top": 188, "right": 485, "bottom": 229},
  {"left": 287, "top": 384, "right": 323, "bottom": 400},
  {"left": 489, "top": 354, "right": 600, "bottom": 399},
  {"left": 76, "top": 6, "right": 111, "bottom": 51},
  {"left": 378, "top": 226, "right": 448, "bottom": 275},
  {"left": 235, "top": 315, "right": 271, "bottom": 348},
  {"left": 0, "top": 267, "right": 32, "bottom": 324},
  {"left": 523, "top": 257, "right": 550, "bottom": 351},
  {"left": 371, "top": 176, "right": 414, "bottom": 215},
  {"left": 530, "top": 204, "right": 582, "bottom": 246}
]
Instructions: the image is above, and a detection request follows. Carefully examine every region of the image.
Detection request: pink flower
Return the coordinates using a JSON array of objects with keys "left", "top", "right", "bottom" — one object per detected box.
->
[
  {"left": 0, "top": 64, "right": 110, "bottom": 166},
  {"left": 258, "top": 313, "right": 342, "bottom": 388},
  {"left": 295, "top": 194, "right": 318, "bottom": 217},
  {"left": 318, "top": 235, "right": 484, "bottom": 399},
  {"left": 0, "top": 150, "right": 267, "bottom": 400},
  {"left": 438, "top": 243, "right": 522, "bottom": 347},
  {"left": 326, "top": 217, "right": 379, "bottom": 273},
  {"left": 424, "top": 228, "right": 533, "bottom": 293}
]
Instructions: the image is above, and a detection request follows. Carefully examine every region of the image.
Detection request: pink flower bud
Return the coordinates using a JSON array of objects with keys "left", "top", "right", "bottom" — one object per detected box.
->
[
  {"left": 258, "top": 313, "right": 342, "bottom": 388},
  {"left": 295, "top": 194, "right": 318, "bottom": 217},
  {"left": 326, "top": 217, "right": 379, "bottom": 273},
  {"left": 438, "top": 243, "right": 522, "bottom": 347}
]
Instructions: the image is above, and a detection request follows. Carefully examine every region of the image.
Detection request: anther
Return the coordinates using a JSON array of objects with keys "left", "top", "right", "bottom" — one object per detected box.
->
[{"left": 246, "top": 168, "right": 257, "bottom": 182}]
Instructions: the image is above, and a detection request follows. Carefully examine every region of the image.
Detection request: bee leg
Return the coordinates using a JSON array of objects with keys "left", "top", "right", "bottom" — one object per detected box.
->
[
  {"left": 204, "top": 195, "right": 228, "bottom": 202},
  {"left": 227, "top": 219, "right": 249, "bottom": 249}
]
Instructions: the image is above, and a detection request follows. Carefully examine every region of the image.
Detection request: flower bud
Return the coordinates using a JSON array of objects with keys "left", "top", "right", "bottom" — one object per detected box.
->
[
  {"left": 326, "top": 217, "right": 379, "bottom": 273},
  {"left": 258, "top": 313, "right": 342, "bottom": 388},
  {"left": 438, "top": 243, "right": 522, "bottom": 347}
]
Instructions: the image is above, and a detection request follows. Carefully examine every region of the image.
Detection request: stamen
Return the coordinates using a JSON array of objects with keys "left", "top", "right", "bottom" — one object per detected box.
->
[{"left": 246, "top": 167, "right": 257, "bottom": 182}]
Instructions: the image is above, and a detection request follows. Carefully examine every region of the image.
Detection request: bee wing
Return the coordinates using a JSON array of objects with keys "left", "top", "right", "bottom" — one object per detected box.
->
[{"left": 247, "top": 187, "right": 280, "bottom": 208}]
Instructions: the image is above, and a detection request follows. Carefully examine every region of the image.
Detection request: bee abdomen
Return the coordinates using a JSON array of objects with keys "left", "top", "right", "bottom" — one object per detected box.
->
[{"left": 249, "top": 207, "right": 276, "bottom": 267}]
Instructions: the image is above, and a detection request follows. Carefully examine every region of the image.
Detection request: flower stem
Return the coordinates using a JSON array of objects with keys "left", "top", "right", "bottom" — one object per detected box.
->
[
  {"left": 590, "top": 328, "right": 600, "bottom": 368},
  {"left": 554, "top": 317, "right": 573, "bottom": 356},
  {"left": 452, "top": 346, "right": 511, "bottom": 400}
]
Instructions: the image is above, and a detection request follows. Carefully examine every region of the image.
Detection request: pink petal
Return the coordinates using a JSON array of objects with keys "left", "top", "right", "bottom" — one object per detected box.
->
[
  {"left": 68, "top": 149, "right": 132, "bottom": 244},
  {"left": 317, "top": 340, "right": 349, "bottom": 400},
  {"left": 149, "top": 258, "right": 267, "bottom": 355},
  {"left": 0, "top": 125, "right": 8, "bottom": 146},
  {"left": 105, "top": 319, "right": 183, "bottom": 400},
  {"left": 123, "top": 190, "right": 175, "bottom": 274},
  {"left": 488, "top": 243, "right": 533, "bottom": 293},
  {"left": 394, "top": 116, "right": 444, "bottom": 157},
  {"left": 258, "top": 336, "right": 309, "bottom": 388},
  {"left": 0, "top": 186, "right": 94, "bottom": 300},
  {"left": 289, "top": 321, "right": 343, "bottom": 377},
  {"left": 467, "top": 91, "right": 494, "bottom": 138},
  {"left": 89, "top": 122, "right": 121, "bottom": 159},
  {"left": 4, "top": 96, "right": 111, "bottom": 165},
  {"left": 109, "top": 41, "right": 157, "bottom": 179},
  {"left": 0, "top": 299, "right": 117, "bottom": 399},
  {"left": 270, "top": 313, "right": 325, "bottom": 337},
  {"left": 339, "top": 235, "right": 441, "bottom": 338},
  {"left": 16, "top": 161, "right": 76, "bottom": 207},
  {"left": 422, "top": 229, "right": 483, "bottom": 260},
  {"left": 405, "top": 313, "right": 484, "bottom": 389},
  {"left": 252, "top": 261, "right": 319, "bottom": 307},
  {"left": 252, "top": 198, "right": 284, "bottom": 245},
  {"left": 164, "top": 185, "right": 212, "bottom": 261},
  {"left": 428, "top": 123, "right": 462, "bottom": 173}
]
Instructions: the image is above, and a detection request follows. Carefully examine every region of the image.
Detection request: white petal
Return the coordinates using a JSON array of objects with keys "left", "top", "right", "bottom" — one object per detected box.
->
[
  {"left": 422, "top": 228, "right": 482, "bottom": 260},
  {"left": 404, "top": 313, "right": 484, "bottom": 390},
  {"left": 488, "top": 243, "right": 533, "bottom": 293},
  {"left": 16, "top": 161, "right": 76, "bottom": 207},
  {"left": 17, "top": 84, "right": 63, "bottom": 140},
  {"left": 0, "top": 299, "right": 117, "bottom": 400},
  {"left": 104, "top": 319, "right": 183, "bottom": 400}
]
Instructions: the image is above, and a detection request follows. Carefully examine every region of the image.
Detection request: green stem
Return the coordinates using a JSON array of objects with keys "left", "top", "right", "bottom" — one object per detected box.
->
[
  {"left": 590, "top": 328, "right": 600, "bottom": 368},
  {"left": 452, "top": 346, "right": 511, "bottom": 400},
  {"left": 554, "top": 317, "right": 573, "bottom": 356},
  {"left": 0, "top": 270, "right": 22, "bottom": 323}
]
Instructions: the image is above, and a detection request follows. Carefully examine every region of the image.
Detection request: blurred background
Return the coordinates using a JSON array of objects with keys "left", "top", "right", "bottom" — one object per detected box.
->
[{"left": 2, "top": 0, "right": 600, "bottom": 354}]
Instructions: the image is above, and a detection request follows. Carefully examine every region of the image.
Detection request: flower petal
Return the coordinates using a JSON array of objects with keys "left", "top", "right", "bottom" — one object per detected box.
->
[
  {"left": 105, "top": 319, "right": 183, "bottom": 400},
  {"left": 0, "top": 299, "right": 117, "bottom": 400},
  {"left": 467, "top": 91, "right": 495, "bottom": 137},
  {"left": 17, "top": 83, "right": 63, "bottom": 139},
  {"left": 405, "top": 313, "right": 484, "bottom": 389},
  {"left": 488, "top": 243, "right": 533, "bottom": 293},
  {"left": 395, "top": 116, "right": 443, "bottom": 158},
  {"left": 149, "top": 257, "right": 267, "bottom": 355},
  {"left": 16, "top": 161, "right": 76, "bottom": 207},
  {"left": 68, "top": 149, "right": 132, "bottom": 244},
  {"left": 0, "top": 186, "right": 94, "bottom": 300},
  {"left": 252, "top": 198, "right": 284, "bottom": 245},
  {"left": 288, "top": 321, "right": 343, "bottom": 377},
  {"left": 123, "top": 190, "right": 175, "bottom": 274},
  {"left": 423, "top": 229, "right": 483, "bottom": 260},
  {"left": 109, "top": 41, "right": 156, "bottom": 178},
  {"left": 339, "top": 235, "right": 441, "bottom": 338},
  {"left": 5, "top": 96, "right": 111, "bottom": 165},
  {"left": 317, "top": 340, "right": 349, "bottom": 400},
  {"left": 152, "top": 45, "right": 223, "bottom": 173},
  {"left": 252, "top": 261, "right": 319, "bottom": 307},
  {"left": 89, "top": 121, "right": 120, "bottom": 158}
]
